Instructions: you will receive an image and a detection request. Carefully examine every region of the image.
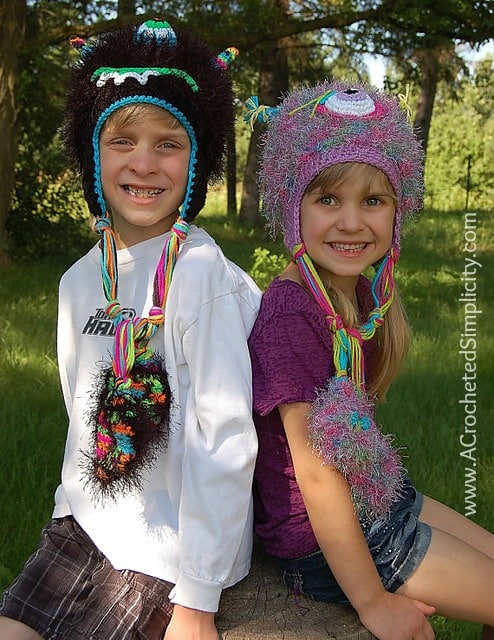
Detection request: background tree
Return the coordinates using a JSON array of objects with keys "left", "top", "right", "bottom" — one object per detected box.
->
[
  {"left": 0, "top": 0, "right": 26, "bottom": 265},
  {"left": 1, "top": 0, "right": 493, "bottom": 259},
  {"left": 425, "top": 57, "right": 494, "bottom": 210}
]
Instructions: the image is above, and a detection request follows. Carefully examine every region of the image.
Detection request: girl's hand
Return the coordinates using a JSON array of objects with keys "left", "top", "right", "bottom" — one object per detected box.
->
[
  {"left": 358, "top": 591, "right": 436, "bottom": 640},
  {"left": 163, "top": 604, "right": 219, "bottom": 640}
]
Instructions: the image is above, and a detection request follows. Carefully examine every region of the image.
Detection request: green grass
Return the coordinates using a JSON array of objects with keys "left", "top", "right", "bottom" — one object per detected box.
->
[{"left": 1, "top": 202, "right": 493, "bottom": 639}]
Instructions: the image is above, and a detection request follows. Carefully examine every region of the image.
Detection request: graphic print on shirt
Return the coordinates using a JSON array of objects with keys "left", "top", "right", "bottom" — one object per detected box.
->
[{"left": 82, "top": 307, "right": 136, "bottom": 338}]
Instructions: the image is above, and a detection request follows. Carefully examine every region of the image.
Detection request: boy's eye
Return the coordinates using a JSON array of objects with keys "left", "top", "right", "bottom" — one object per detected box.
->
[{"left": 104, "top": 136, "right": 131, "bottom": 146}]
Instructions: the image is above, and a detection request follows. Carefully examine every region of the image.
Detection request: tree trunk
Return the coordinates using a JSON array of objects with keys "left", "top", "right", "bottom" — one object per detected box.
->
[
  {"left": 239, "top": 2, "right": 290, "bottom": 227},
  {"left": 0, "top": 0, "right": 26, "bottom": 265},
  {"left": 226, "top": 126, "right": 237, "bottom": 217},
  {"left": 413, "top": 49, "right": 440, "bottom": 154},
  {"left": 117, "top": 0, "right": 136, "bottom": 15}
]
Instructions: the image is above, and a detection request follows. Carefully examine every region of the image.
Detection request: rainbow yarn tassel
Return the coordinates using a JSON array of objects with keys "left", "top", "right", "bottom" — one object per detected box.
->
[
  {"left": 308, "top": 377, "right": 405, "bottom": 521},
  {"left": 83, "top": 354, "right": 171, "bottom": 499},
  {"left": 81, "top": 218, "right": 188, "bottom": 499}
]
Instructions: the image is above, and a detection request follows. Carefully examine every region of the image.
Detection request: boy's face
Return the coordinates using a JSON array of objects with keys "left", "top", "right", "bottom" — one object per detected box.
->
[{"left": 99, "top": 106, "right": 191, "bottom": 249}]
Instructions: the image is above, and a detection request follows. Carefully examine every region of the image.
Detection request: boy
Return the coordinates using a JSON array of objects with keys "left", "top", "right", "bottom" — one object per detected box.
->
[{"left": 0, "top": 19, "right": 261, "bottom": 640}]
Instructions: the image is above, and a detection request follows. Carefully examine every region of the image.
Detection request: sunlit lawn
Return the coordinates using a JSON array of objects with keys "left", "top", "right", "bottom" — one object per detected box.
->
[{"left": 1, "top": 194, "right": 492, "bottom": 639}]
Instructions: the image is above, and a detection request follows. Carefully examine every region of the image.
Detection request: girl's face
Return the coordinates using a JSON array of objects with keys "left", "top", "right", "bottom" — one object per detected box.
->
[
  {"left": 300, "top": 163, "right": 395, "bottom": 295},
  {"left": 99, "top": 104, "right": 191, "bottom": 249}
]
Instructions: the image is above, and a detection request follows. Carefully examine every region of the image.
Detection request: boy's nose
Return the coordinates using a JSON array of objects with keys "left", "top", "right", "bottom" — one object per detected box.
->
[{"left": 128, "top": 146, "right": 158, "bottom": 175}]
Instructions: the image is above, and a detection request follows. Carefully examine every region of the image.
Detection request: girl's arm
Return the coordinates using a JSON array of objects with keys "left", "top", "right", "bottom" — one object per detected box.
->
[{"left": 280, "top": 402, "right": 435, "bottom": 640}]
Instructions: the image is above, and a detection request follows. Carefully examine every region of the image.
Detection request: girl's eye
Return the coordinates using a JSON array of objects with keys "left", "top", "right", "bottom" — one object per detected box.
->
[
  {"left": 366, "top": 197, "right": 381, "bottom": 206},
  {"left": 320, "top": 195, "right": 336, "bottom": 205}
]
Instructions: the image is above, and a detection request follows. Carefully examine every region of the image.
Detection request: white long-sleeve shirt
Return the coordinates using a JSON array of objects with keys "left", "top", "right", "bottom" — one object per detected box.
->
[{"left": 54, "top": 225, "right": 261, "bottom": 612}]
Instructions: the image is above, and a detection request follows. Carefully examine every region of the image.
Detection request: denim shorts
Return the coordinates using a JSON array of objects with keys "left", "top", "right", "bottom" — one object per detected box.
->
[
  {"left": 274, "top": 478, "right": 431, "bottom": 603},
  {"left": 0, "top": 517, "right": 174, "bottom": 640}
]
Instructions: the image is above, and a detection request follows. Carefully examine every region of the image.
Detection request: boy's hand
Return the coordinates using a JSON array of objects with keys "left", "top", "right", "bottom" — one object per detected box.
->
[
  {"left": 358, "top": 590, "right": 436, "bottom": 640},
  {"left": 163, "top": 604, "right": 219, "bottom": 640}
]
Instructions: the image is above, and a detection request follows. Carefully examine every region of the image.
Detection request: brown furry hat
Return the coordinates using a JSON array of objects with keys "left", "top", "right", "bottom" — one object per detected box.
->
[{"left": 63, "top": 19, "right": 237, "bottom": 221}]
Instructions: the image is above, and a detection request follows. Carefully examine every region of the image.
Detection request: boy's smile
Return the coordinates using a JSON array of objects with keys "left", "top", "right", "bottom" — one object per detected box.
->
[{"left": 99, "top": 107, "right": 191, "bottom": 249}]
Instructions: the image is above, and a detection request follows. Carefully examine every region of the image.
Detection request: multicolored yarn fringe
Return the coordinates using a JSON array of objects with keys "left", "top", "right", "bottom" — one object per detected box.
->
[
  {"left": 308, "top": 377, "right": 405, "bottom": 521},
  {"left": 83, "top": 355, "right": 171, "bottom": 498},
  {"left": 293, "top": 243, "right": 398, "bottom": 389},
  {"left": 294, "top": 240, "right": 405, "bottom": 520}
]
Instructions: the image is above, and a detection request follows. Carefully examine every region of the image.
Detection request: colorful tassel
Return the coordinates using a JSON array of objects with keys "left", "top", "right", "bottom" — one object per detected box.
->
[
  {"left": 82, "top": 354, "right": 171, "bottom": 499},
  {"left": 82, "top": 216, "right": 190, "bottom": 498}
]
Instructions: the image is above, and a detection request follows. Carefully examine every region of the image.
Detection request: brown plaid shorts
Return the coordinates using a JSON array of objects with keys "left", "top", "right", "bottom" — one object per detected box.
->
[{"left": 0, "top": 516, "right": 174, "bottom": 639}]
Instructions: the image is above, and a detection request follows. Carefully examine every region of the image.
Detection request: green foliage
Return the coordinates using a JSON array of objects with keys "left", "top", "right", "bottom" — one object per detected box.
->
[
  {"left": 425, "top": 57, "right": 494, "bottom": 210},
  {"left": 249, "top": 247, "right": 289, "bottom": 290},
  {"left": 7, "top": 168, "right": 95, "bottom": 263}
]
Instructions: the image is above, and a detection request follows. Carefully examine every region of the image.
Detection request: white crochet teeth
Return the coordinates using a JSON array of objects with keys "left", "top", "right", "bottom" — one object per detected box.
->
[
  {"left": 125, "top": 185, "right": 164, "bottom": 197},
  {"left": 331, "top": 242, "right": 367, "bottom": 252}
]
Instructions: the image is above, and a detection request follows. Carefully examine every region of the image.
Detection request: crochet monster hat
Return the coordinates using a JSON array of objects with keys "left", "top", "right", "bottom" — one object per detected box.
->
[
  {"left": 63, "top": 19, "right": 238, "bottom": 498},
  {"left": 246, "top": 80, "right": 424, "bottom": 387},
  {"left": 64, "top": 18, "right": 237, "bottom": 222},
  {"left": 246, "top": 81, "right": 424, "bottom": 520}
]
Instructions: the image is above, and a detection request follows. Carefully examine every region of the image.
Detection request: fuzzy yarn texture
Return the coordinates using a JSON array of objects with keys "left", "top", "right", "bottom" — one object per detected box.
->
[
  {"left": 308, "top": 377, "right": 405, "bottom": 521},
  {"left": 64, "top": 19, "right": 236, "bottom": 222},
  {"left": 82, "top": 355, "right": 172, "bottom": 500},
  {"left": 255, "top": 80, "right": 424, "bottom": 252}
]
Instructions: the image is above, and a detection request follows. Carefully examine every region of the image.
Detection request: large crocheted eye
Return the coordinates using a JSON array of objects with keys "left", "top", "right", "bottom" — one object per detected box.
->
[{"left": 319, "top": 88, "right": 376, "bottom": 117}]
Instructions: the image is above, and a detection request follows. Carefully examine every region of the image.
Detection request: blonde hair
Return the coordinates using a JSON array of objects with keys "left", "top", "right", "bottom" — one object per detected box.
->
[
  {"left": 103, "top": 102, "right": 182, "bottom": 132},
  {"left": 307, "top": 163, "right": 410, "bottom": 400}
]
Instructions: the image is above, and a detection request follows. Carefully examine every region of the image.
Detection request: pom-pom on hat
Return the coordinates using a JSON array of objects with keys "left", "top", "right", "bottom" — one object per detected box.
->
[
  {"left": 64, "top": 18, "right": 238, "bottom": 222},
  {"left": 247, "top": 80, "right": 424, "bottom": 253}
]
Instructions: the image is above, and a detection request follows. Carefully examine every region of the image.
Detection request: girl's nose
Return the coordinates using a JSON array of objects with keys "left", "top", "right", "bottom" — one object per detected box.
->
[{"left": 336, "top": 204, "right": 365, "bottom": 232}]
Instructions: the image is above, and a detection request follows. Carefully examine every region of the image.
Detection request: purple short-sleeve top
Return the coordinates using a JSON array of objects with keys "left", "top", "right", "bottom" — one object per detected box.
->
[{"left": 248, "top": 275, "right": 378, "bottom": 558}]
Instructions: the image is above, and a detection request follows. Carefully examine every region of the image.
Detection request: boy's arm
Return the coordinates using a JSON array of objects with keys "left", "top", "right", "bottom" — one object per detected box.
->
[
  {"left": 280, "top": 402, "right": 435, "bottom": 640},
  {"left": 168, "top": 285, "right": 258, "bottom": 614},
  {"left": 164, "top": 605, "right": 217, "bottom": 640}
]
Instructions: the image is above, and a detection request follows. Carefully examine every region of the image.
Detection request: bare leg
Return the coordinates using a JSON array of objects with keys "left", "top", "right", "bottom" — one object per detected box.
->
[
  {"left": 421, "top": 496, "right": 494, "bottom": 638},
  {"left": 0, "top": 617, "right": 44, "bottom": 640},
  {"left": 420, "top": 495, "right": 493, "bottom": 558},
  {"left": 396, "top": 496, "right": 494, "bottom": 632}
]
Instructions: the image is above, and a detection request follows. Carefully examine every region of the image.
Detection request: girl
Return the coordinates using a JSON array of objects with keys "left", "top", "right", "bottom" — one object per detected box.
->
[{"left": 246, "top": 81, "right": 494, "bottom": 640}]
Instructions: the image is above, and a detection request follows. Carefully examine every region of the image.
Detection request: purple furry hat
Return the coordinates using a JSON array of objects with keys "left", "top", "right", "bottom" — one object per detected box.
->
[{"left": 248, "top": 81, "right": 424, "bottom": 252}]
